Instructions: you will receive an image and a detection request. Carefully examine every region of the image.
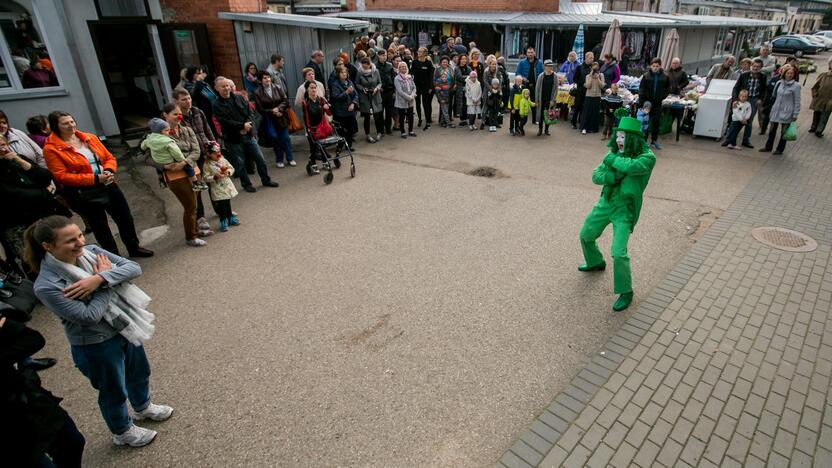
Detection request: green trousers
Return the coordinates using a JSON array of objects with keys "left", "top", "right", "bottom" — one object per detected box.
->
[{"left": 579, "top": 198, "right": 634, "bottom": 294}]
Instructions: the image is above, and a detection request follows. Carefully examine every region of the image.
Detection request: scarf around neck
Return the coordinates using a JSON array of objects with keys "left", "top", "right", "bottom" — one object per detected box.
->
[{"left": 44, "top": 248, "right": 155, "bottom": 345}]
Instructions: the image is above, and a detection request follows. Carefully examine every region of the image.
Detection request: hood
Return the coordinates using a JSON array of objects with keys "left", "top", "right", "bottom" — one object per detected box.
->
[{"left": 142, "top": 133, "right": 175, "bottom": 152}]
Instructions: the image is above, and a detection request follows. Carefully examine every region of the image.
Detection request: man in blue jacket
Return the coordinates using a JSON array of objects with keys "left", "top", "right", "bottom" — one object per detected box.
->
[{"left": 515, "top": 47, "right": 544, "bottom": 123}]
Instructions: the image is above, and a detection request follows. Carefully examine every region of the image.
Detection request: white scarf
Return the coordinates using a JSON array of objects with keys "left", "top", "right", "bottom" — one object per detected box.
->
[{"left": 45, "top": 249, "right": 155, "bottom": 345}]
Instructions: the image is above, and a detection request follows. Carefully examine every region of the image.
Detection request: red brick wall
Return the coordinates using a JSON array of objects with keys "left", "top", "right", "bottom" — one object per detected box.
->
[
  {"left": 347, "top": 0, "right": 558, "bottom": 12},
  {"left": 160, "top": 0, "right": 268, "bottom": 85}
]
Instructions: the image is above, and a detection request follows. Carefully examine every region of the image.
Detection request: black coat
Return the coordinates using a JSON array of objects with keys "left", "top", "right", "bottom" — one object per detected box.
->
[
  {"left": 639, "top": 69, "right": 670, "bottom": 106},
  {"left": 411, "top": 58, "right": 435, "bottom": 92},
  {"left": 377, "top": 61, "right": 395, "bottom": 94},
  {"left": 732, "top": 71, "right": 768, "bottom": 103},
  {"left": 0, "top": 320, "right": 72, "bottom": 466},
  {"left": 212, "top": 94, "right": 256, "bottom": 145},
  {"left": 573, "top": 63, "right": 592, "bottom": 95},
  {"left": 0, "top": 156, "right": 68, "bottom": 230}
]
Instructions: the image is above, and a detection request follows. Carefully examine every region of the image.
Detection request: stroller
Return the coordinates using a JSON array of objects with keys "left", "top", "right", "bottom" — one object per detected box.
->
[{"left": 303, "top": 110, "right": 356, "bottom": 185}]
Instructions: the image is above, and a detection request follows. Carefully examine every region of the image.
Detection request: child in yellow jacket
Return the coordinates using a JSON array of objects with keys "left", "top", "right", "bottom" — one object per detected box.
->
[{"left": 516, "top": 88, "right": 536, "bottom": 136}]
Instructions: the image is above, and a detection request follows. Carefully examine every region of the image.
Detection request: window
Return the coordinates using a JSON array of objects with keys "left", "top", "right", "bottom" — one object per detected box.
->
[{"left": 0, "top": 1, "right": 61, "bottom": 93}]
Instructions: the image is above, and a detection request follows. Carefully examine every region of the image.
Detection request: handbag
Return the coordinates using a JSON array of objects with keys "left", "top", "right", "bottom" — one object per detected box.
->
[
  {"left": 783, "top": 122, "right": 798, "bottom": 141},
  {"left": 0, "top": 276, "right": 38, "bottom": 322},
  {"left": 286, "top": 108, "right": 303, "bottom": 133}
]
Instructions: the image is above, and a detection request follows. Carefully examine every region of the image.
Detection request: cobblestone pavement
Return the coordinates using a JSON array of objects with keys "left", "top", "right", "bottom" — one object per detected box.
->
[{"left": 499, "top": 113, "right": 832, "bottom": 465}]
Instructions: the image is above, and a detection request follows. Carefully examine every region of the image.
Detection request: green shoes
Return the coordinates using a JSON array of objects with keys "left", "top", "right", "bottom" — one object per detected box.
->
[
  {"left": 578, "top": 262, "right": 606, "bottom": 272},
  {"left": 613, "top": 292, "right": 634, "bottom": 312}
]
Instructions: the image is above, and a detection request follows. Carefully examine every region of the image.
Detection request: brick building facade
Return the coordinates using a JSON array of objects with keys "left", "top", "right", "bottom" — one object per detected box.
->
[{"left": 160, "top": 0, "right": 268, "bottom": 84}]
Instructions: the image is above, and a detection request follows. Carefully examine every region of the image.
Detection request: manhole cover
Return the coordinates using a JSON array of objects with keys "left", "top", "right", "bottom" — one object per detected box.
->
[{"left": 750, "top": 227, "right": 817, "bottom": 252}]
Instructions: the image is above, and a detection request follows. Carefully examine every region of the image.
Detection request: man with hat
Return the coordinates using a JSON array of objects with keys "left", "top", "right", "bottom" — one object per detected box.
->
[
  {"left": 578, "top": 114, "right": 656, "bottom": 311},
  {"left": 534, "top": 59, "right": 558, "bottom": 136}
]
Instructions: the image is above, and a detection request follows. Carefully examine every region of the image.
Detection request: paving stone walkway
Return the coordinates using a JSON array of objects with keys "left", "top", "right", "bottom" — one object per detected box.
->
[{"left": 499, "top": 130, "right": 832, "bottom": 467}]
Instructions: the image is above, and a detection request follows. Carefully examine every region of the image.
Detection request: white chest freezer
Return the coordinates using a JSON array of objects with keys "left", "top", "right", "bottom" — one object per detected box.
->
[{"left": 694, "top": 78, "right": 735, "bottom": 139}]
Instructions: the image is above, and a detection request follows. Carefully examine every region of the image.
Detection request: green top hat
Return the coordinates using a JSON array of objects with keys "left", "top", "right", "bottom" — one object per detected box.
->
[{"left": 614, "top": 117, "right": 643, "bottom": 136}]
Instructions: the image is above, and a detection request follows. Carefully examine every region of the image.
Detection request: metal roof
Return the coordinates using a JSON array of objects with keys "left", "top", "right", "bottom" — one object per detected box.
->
[
  {"left": 217, "top": 11, "right": 370, "bottom": 31},
  {"left": 334, "top": 9, "right": 782, "bottom": 28},
  {"left": 335, "top": 10, "right": 682, "bottom": 27},
  {"left": 558, "top": 0, "right": 603, "bottom": 15},
  {"left": 617, "top": 12, "right": 784, "bottom": 27},
  {"left": 335, "top": 10, "right": 520, "bottom": 24},
  {"left": 512, "top": 12, "right": 682, "bottom": 27}
]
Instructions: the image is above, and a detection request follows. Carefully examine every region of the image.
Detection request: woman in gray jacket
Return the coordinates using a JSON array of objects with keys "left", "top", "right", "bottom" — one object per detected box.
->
[
  {"left": 761, "top": 65, "right": 801, "bottom": 155},
  {"left": 26, "top": 216, "right": 173, "bottom": 448},
  {"left": 356, "top": 57, "right": 384, "bottom": 143},
  {"left": 394, "top": 62, "right": 418, "bottom": 139}
]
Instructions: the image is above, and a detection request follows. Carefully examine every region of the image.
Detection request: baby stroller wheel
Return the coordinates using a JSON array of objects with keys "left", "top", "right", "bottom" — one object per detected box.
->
[
  {"left": 324, "top": 171, "right": 334, "bottom": 185},
  {"left": 350, "top": 164, "right": 356, "bottom": 178}
]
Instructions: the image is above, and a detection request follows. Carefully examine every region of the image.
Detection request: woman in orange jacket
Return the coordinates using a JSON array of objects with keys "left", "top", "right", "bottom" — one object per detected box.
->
[{"left": 43, "top": 111, "right": 153, "bottom": 258}]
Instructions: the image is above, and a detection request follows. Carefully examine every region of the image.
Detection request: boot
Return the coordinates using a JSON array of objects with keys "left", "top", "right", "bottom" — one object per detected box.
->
[
  {"left": 578, "top": 262, "right": 606, "bottom": 272},
  {"left": 613, "top": 292, "right": 634, "bottom": 312}
]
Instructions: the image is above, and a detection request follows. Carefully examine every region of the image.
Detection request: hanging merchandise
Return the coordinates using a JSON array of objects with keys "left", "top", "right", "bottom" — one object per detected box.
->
[
  {"left": 418, "top": 30, "right": 430, "bottom": 48},
  {"left": 442, "top": 23, "right": 452, "bottom": 37}
]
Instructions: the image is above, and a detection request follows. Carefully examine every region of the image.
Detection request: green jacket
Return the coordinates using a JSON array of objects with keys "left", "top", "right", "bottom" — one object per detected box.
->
[
  {"left": 591, "top": 149, "right": 656, "bottom": 230},
  {"left": 518, "top": 96, "right": 534, "bottom": 117},
  {"left": 141, "top": 133, "right": 186, "bottom": 166}
]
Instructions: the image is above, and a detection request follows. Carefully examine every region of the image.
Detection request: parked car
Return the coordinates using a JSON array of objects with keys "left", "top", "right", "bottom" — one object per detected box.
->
[
  {"left": 770, "top": 36, "right": 822, "bottom": 57},
  {"left": 814, "top": 31, "right": 832, "bottom": 40},
  {"left": 798, "top": 34, "right": 830, "bottom": 50},
  {"left": 806, "top": 33, "right": 832, "bottom": 48}
]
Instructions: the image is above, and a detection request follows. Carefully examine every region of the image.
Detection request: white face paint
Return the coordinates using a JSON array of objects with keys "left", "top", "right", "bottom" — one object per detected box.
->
[{"left": 616, "top": 131, "right": 626, "bottom": 151}]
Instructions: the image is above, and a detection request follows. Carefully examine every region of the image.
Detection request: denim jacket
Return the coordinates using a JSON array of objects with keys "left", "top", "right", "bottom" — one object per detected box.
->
[{"left": 34, "top": 245, "right": 142, "bottom": 346}]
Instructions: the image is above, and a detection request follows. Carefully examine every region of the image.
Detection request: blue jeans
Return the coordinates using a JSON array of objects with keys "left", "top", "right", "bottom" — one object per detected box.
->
[
  {"left": 725, "top": 120, "right": 745, "bottom": 146},
  {"left": 70, "top": 335, "right": 151, "bottom": 435},
  {"left": 226, "top": 135, "right": 273, "bottom": 188},
  {"left": 272, "top": 126, "right": 293, "bottom": 163},
  {"left": 742, "top": 99, "right": 757, "bottom": 145}
]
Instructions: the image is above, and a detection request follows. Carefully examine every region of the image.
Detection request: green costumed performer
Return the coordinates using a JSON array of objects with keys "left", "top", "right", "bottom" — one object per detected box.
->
[{"left": 578, "top": 112, "right": 656, "bottom": 312}]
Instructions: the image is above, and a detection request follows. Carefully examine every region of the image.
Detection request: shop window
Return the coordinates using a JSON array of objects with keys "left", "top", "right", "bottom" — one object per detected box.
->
[
  {"left": 0, "top": 1, "right": 61, "bottom": 92},
  {"left": 94, "top": 0, "right": 150, "bottom": 18}
]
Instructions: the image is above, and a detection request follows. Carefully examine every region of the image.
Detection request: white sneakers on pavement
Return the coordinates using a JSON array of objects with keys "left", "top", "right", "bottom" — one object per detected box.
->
[
  {"left": 186, "top": 238, "right": 207, "bottom": 247},
  {"left": 113, "top": 424, "right": 158, "bottom": 447},
  {"left": 197, "top": 217, "right": 211, "bottom": 231},
  {"left": 134, "top": 403, "right": 174, "bottom": 421}
]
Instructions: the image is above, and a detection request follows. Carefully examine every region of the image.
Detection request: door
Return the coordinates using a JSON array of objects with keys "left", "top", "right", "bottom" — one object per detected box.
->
[
  {"left": 158, "top": 23, "right": 213, "bottom": 89},
  {"left": 89, "top": 21, "right": 164, "bottom": 135}
]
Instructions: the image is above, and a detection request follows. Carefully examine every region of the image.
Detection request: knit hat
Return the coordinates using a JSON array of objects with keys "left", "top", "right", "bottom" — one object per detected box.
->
[
  {"left": 470, "top": 71, "right": 478, "bottom": 79},
  {"left": 642, "top": 101, "right": 652, "bottom": 110},
  {"left": 148, "top": 117, "right": 169, "bottom": 134},
  {"left": 491, "top": 78, "right": 500, "bottom": 86}
]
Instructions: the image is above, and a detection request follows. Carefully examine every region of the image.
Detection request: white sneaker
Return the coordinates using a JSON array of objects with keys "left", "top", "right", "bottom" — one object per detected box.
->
[
  {"left": 197, "top": 217, "right": 210, "bottom": 231},
  {"left": 113, "top": 424, "right": 157, "bottom": 447},
  {"left": 375, "top": 133, "right": 383, "bottom": 141},
  {"left": 288, "top": 160, "right": 297, "bottom": 167},
  {"left": 276, "top": 162, "right": 285, "bottom": 168},
  {"left": 186, "top": 239, "right": 207, "bottom": 247},
  {"left": 489, "top": 126, "right": 496, "bottom": 132},
  {"left": 134, "top": 403, "right": 174, "bottom": 421},
  {"left": 582, "top": 129, "right": 587, "bottom": 135}
]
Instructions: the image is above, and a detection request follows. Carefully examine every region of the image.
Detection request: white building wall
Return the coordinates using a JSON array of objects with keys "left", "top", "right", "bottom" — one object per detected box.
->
[{"left": 0, "top": 0, "right": 102, "bottom": 135}]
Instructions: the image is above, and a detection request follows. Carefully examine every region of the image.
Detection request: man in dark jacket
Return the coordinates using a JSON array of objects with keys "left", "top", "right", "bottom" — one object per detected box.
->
[
  {"left": 731, "top": 58, "right": 768, "bottom": 148},
  {"left": 571, "top": 51, "right": 594, "bottom": 129},
  {"left": 377, "top": 49, "right": 396, "bottom": 135},
  {"left": 306, "top": 50, "right": 326, "bottom": 92},
  {"left": 411, "top": 47, "right": 435, "bottom": 130},
  {"left": 638, "top": 58, "right": 670, "bottom": 150},
  {"left": 666, "top": 58, "right": 689, "bottom": 96},
  {"left": 1, "top": 317, "right": 86, "bottom": 467},
  {"left": 212, "top": 77, "right": 279, "bottom": 193}
]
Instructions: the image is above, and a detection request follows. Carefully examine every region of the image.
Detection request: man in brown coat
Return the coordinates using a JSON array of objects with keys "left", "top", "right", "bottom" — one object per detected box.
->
[{"left": 809, "top": 57, "right": 832, "bottom": 138}]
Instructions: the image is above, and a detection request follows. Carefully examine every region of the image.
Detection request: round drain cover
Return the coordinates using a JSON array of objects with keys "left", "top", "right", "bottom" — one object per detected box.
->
[{"left": 750, "top": 227, "right": 817, "bottom": 252}]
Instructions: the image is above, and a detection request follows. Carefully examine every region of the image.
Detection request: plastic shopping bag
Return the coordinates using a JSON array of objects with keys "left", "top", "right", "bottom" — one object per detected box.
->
[{"left": 783, "top": 122, "right": 798, "bottom": 141}]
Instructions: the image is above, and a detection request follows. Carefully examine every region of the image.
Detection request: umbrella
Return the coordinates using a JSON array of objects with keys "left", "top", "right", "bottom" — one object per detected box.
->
[
  {"left": 600, "top": 19, "right": 622, "bottom": 60},
  {"left": 659, "top": 28, "right": 680, "bottom": 70},
  {"left": 573, "top": 24, "right": 585, "bottom": 63}
]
